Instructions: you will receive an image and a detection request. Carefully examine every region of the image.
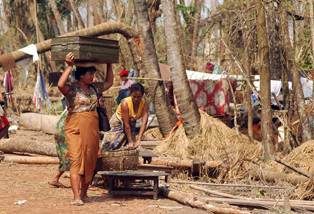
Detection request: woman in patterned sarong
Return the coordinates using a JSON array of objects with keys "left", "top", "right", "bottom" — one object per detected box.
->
[
  {"left": 101, "top": 83, "right": 149, "bottom": 152},
  {"left": 58, "top": 52, "right": 113, "bottom": 206},
  {"left": 48, "top": 110, "right": 70, "bottom": 188}
]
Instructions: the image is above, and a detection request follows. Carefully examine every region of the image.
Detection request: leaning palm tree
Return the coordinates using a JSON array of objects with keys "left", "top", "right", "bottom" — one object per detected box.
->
[
  {"left": 161, "top": 0, "right": 200, "bottom": 135},
  {"left": 132, "top": 0, "right": 178, "bottom": 136}
]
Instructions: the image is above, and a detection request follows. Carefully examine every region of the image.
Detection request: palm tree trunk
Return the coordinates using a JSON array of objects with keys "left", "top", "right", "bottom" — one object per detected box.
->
[
  {"left": 48, "top": 0, "right": 65, "bottom": 35},
  {"left": 175, "top": 2, "right": 187, "bottom": 67},
  {"left": 279, "top": 2, "right": 311, "bottom": 142},
  {"left": 161, "top": 0, "right": 200, "bottom": 135},
  {"left": 256, "top": 0, "right": 275, "bottom": 159},
  {"left": 133, "top": 0, "right": 177, "bottom": 136},
  {"left": 68, "top": 0, "right": 85, "bottom": 29}
]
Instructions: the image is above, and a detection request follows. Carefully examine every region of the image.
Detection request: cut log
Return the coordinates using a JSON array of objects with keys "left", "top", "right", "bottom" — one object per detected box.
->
[
  {"left": 19, "top": 113, "right": 60, "bottom": 134},
  {"left": 3, "top": 155, "right": 59, "bottom": 164},
  {"left": 249, "top": 170, "right": 310, "bottom": 185},
  {"left": 0, "top": 139, "right": 57, "bottom": 157},
  {"left": 159, "top": 187, "right": 250, "bottom": 214},
  {"left": 150, "top": 157, "right": 220, "bottom": 169}
]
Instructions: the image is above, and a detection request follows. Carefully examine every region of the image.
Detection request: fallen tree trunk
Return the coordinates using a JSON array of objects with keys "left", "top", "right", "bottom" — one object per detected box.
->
[
  {"left": 19, "top": 113, "right": 60, "bottom": 134},
  {"left": 0, "top": 139, "right": 57, "bottom": 157},
  {"left": 0, "top": 22, "right": 144, "bottom": 75},
  {"left": 159, "top": 187, "right": 250, "bottom": 214},
  {"left": 249, "top": 170, "right": 311, "bottom": 185},
  {"left": 3, "top": 155, "right": 59, "bottom": 164}
]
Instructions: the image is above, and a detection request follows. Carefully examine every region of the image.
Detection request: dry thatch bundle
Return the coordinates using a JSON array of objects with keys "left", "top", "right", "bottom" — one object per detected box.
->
[
  {"left": 155, "top": 110, "right": 263, "bottom": 182},
  {"left": 266, "top": 140, "right": 314, "bottom": 200}
]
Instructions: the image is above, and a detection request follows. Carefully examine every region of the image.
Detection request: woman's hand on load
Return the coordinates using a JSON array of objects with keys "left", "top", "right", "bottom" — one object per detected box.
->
[{"left": 65, "top": 52, "right": 74, "bottom": 66}]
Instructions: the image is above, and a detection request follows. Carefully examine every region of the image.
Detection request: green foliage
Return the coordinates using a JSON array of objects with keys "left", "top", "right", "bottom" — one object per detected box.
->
[
  {"left": 176, "top": 4, "right": 196, "bottom": 25},
  {"left": 258, "top": 188, "right": 265, "bottom": 196}
]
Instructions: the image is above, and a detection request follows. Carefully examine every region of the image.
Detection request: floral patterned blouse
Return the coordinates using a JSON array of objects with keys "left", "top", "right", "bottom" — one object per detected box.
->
[{"left": 65, "top": 82, "right": 104, "bottom": 113}]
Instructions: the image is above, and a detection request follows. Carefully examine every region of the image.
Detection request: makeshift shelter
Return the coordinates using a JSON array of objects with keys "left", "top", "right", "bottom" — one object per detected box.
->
[{"left": 158, "top": 63, "right": 237, "bottom": 116}]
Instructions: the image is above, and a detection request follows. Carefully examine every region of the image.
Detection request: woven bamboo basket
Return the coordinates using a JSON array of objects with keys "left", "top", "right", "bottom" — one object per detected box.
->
[{"left": 96, "top": 149, "right": 139, "bottom": 171}]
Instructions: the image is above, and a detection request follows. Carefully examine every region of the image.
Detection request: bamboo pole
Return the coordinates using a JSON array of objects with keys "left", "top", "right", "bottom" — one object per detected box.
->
[
  {"left": 127, "top": 77, "right": 168, "bottom": 81},
  {"left": 171, "top": 180, "right": 289, "bottom": 189},
  {"left": 190, "top": 185, "right": 249, "bottom": 200}
]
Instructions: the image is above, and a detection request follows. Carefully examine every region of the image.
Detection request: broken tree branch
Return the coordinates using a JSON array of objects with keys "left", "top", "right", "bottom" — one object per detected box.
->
[{"left": 270, "top": 156, "right": 312, "bottom": 179}]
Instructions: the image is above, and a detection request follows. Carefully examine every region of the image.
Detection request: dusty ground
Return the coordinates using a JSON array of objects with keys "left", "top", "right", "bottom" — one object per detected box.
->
[
  {"left": 0, "top": 129, "right": 210, "bottom": 214},
  {"left": 0, "top": 161, "right": 212, "bottom": 214}
]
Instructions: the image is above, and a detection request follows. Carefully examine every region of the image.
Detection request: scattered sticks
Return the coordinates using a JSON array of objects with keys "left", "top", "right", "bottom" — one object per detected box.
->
[{"left": 159, "top": 187, "right": 250, "bottom": 214}]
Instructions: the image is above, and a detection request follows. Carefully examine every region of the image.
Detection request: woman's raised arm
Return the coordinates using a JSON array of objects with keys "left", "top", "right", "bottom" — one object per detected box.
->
[{"left": 58, "top": 52, "right": 74, "bottom": 96}]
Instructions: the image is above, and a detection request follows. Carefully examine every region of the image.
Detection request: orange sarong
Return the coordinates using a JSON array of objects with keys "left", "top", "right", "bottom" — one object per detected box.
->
[{"left": 65, "top": 111, "right": 99, "bottom": 184}]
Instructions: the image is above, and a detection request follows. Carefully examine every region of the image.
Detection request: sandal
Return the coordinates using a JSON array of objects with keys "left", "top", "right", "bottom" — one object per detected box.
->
[
  {"left": 71, "top": 200, "right": 84, "bottom": 206},
  {"left": 48, "top": 181, "right": 66, "bottom": 188}
]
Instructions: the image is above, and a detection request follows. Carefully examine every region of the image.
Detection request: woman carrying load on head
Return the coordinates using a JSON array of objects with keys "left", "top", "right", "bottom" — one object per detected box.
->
[
  {"left": 57, "top": 52, "right": 113, "bottom": 206},
  {"left": 100, "top": 82, "right": 149, "bottom": 152}
]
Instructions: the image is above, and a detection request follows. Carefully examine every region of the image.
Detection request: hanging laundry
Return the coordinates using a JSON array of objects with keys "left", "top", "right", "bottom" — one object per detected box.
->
[
  {"left": 3, "top": 71, "right": 13, "bottom": 105},
  {"left": 19, "top": 44, "right": 39, "bottom": 62},
  {"left": 16, "top": 58, "right": 33, "bottom": 82},
  {"left": 128, "top": 68, "right": 136, "bottom": 78},
  {"left": 33, "top": 70, "right": 52, "bottom": 110}
]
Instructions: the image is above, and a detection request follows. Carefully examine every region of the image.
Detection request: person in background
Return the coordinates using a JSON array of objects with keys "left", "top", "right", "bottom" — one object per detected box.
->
[
  {"left": 101, "top": 83, "right": 149, "bottom": 151},
  {"left": 116, "top": 69, "right": 133, "bottom": 105},
  {"left": 0, "top": 92, "right": 9, "bottom": 140},
  {"left": 57, "top": 52, "right": 113, "bottom": 206}
]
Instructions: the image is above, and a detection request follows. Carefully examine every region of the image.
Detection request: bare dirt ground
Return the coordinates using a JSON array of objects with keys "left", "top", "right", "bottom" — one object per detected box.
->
[{"left": 0, "top": 129, "right": 209, "bottom": 214}]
